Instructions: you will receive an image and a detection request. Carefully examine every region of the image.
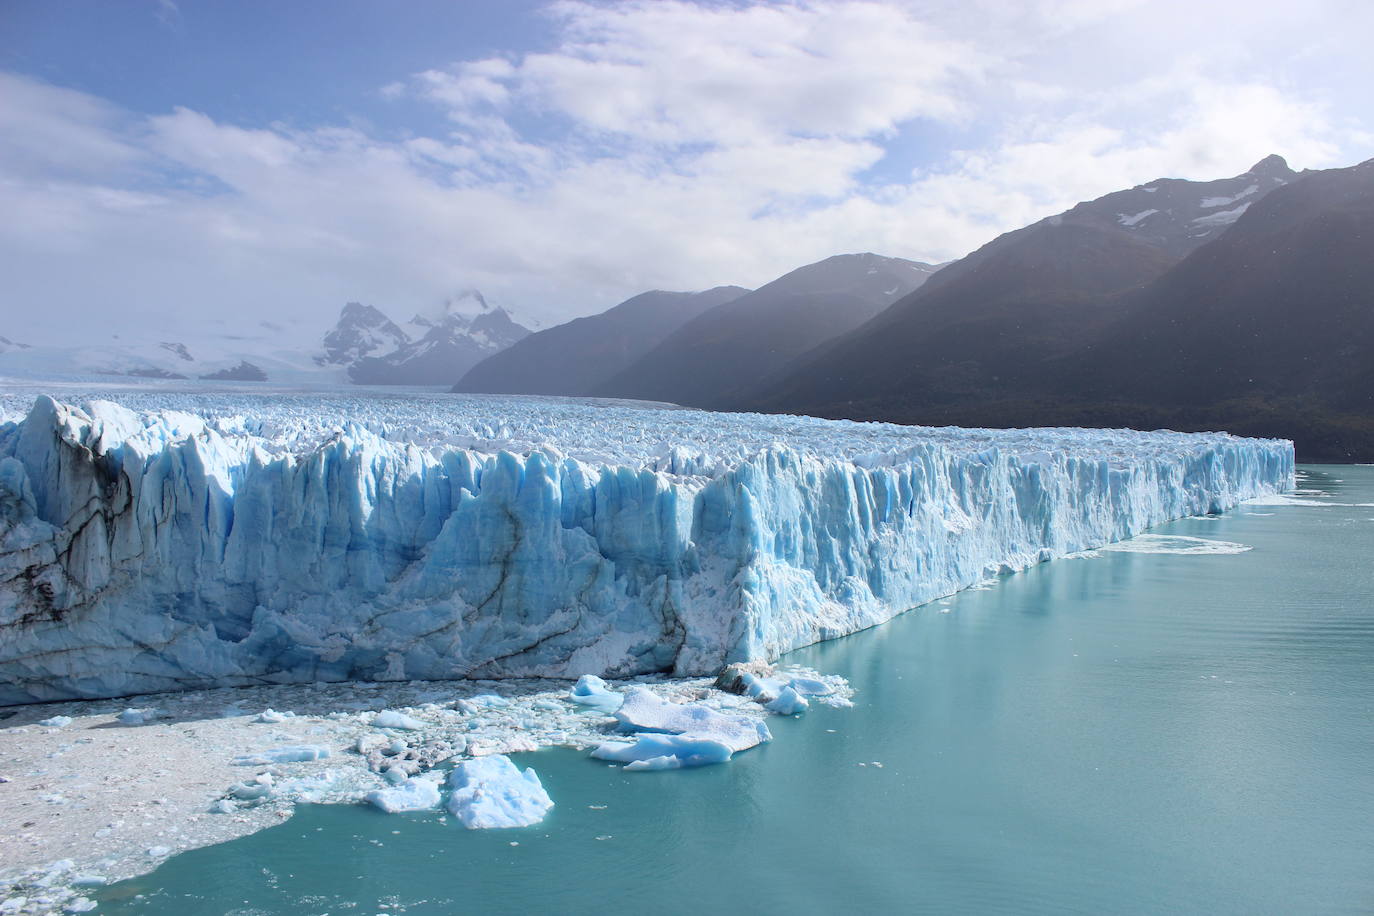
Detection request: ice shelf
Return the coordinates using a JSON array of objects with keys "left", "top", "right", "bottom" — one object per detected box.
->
[{"left": 0, "top": 393, "right": 1293, "bottom": 704}]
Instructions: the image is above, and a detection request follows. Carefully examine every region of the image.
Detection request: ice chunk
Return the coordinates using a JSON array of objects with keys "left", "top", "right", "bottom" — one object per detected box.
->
[
  {"left": 117, "top": 708, "right": 163, "bottom": 725},
  {"left": 766, "top": 687, "right": 809, "bottom": 715},
  {"left": 446, "top": 755, "right": 553, "bottom": 829},
  {"left": 567, "top": 675, "right": 623, "bottom": 711},
  {"left": 365, "top": 777, "right": 442, "bottom": 813},
  {"left": 614, "top": 687, "right": 771, "bottom": 751},
  {"left": 38, "top": 715, "right": 73, "bottom": 728},
  {"left": 228, "top": 775, "right": 274, "bottom": 801},
  {"left": 373, "top": 710, "right": 425, "bottom": 730},
  {"left": 591, "top": 733, "right": 734, "bottom": 770},
  {"left": 232, "top": 744, "right": 331, "bottom": 765},
  {"left": 255, "top": 708, "right": 295, "bottom": 723},
  {"left": 786, "top": 677, "right": 831, "bottom": 696}
]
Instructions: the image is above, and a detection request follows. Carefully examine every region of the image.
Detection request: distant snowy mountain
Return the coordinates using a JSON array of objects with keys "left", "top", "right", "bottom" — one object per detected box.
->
[
  {"left": 342, "top": 291, "right": 535, "bottom": 385},
  {"left": 1, "top": 292, "right": 532, "bottom": 388},
  {"left": 318, "top": 303, "right": 409, "bottom": 367},
  {"left": 1063, "top": 153, "right": 1297, "bottom": 255},
  {"left": 0, "top": 327, "right": 327, "bottom": 384}
]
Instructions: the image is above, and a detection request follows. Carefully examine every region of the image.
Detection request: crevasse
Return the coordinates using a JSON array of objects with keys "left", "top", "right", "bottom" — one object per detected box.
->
[{"left": 0, "top": 395, "right": 1293, "bottom": 704}]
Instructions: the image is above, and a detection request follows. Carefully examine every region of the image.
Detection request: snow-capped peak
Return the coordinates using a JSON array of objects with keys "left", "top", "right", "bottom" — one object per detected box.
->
[{"left": 444, "top": 288, "right": 492, "bottom": 317}]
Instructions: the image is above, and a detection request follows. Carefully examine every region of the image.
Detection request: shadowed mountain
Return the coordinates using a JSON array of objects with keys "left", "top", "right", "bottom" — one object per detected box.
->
[
  {"left": 741, "top": 156, "right": 1374, "bottom": 461},
  {"left": 453, "top": 286, "right": 749, "bottom": 396},
  {"left": 590, "top": 253, "right": 940, "bottom": 407},
  {"left": 739, "top": 157, "right": 1297, "bottom": 418}
]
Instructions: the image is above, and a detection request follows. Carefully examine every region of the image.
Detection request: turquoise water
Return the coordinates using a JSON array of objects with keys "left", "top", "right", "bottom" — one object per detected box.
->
[{"left": 100, "top": 467, "right": 1374, "bottom": 915}]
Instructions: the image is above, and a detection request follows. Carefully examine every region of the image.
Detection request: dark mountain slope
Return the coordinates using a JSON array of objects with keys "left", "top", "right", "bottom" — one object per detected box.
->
[
  {"left": 745, "top": 156, "right": 1374, "bottom": 460},
  {"left": 453, "top": 286, "right": 748, "bottom": 396},
  {"left": 1073, "top": 158, "right": 1374, "bottom": 409},
  {"left": 590, "top": 253, "right": 939, "bottom": 407},
  {"left": 738, "top": 157, "right": 1298, "bottom": 419}
]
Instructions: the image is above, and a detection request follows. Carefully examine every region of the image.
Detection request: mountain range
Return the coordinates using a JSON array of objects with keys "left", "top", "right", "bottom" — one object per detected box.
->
[
  {"left": 325, "top": 290, "right": 534, "bottom": 386},
  {"left": 584, "top": 253, "right": 940, "bottom": 406},
  {"left": 735, "top": 155, "right": 1374, "bottom": 460},
  {"left": 3, "top": 153, "right": 1370, "bottom": 459},
  {"left": 453, "top": 286, "right": 749, "bottom": 397}
]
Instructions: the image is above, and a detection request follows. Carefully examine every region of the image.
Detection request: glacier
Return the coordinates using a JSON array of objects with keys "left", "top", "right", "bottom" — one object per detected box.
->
[{"left": 0, "top": 390, "right": 1293, "bottom": 705}]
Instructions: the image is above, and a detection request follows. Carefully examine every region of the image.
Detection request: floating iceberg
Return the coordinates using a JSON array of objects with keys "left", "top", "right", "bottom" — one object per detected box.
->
[
  {"left": 567, "top": 674, "right": 623, "bottom": 712},
  {"left": 0, "top": 393, "right": 1293, "bottom": 704},
  {"left": 614, "top": 687, "right": 772, "bottom": 751},
  {"left": 446, "top": 755, "right": 553, "bottom": 829},
  {"left": 591, "top": 733, "right": 735, "bottom": 770},
  {"left": 765, "top": 687, "right": 809, "bottom": 715}
]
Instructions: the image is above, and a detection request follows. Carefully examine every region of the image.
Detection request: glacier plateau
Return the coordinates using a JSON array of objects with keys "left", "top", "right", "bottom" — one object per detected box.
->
[{"left": 0, "top": 391, "right": 1293, "bottom": 704}]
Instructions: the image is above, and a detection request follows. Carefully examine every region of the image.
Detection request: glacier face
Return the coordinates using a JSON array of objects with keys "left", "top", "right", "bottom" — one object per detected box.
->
[{"left": 0, "top": 391, "right": 1293, "bottom": 705}]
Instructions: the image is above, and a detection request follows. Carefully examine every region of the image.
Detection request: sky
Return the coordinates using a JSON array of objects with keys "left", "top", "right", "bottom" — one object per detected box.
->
[{"left": 2, "top": 0, "right": 1372, "bottom": 344}]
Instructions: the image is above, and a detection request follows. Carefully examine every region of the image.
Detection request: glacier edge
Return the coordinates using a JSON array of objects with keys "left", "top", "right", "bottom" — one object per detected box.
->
[{"left": 0, "top": 394, "right": 1294, "bottom": 704}]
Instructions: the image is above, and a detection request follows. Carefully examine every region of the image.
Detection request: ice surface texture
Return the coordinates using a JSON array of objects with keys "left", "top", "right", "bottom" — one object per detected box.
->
[{"left": 0, "top": 393, "right": 1293, "bottom": 704}]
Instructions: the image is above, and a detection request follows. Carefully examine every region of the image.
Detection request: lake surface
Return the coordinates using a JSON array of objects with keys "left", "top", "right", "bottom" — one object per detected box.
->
[{"left": 99, "top": 466, "right": 1374, "bottom": 915}]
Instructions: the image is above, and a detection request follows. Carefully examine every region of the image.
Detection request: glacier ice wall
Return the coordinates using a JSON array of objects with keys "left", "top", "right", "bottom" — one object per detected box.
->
[{"left": 0, "top": 393, "right": 1293, "bottom": 704}]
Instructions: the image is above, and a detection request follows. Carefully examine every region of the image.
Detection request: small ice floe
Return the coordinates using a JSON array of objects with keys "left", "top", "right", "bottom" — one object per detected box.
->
[
  {"left": 1100, "top": 534, "right": 1250, "bottom": 555},
  {"left": 765, "top": 687, "right": 809, "bottom": 716},
  {"left": 227, "top": 773, "right": 274, "bottom": 802},
  {"left": 146, "top": 846, "right": 170, "bottom": 857},
  {"left": 38, "top": 715, "right": 73, "bottom": 728},
  {"left": 591, "top": 734, "right": 734, "bottom": 771},
  {"left": 232, "top": 744, "right": 331, "bottom": 766},
  {"left": 255, "top": 709, "right": 296, "bottom": 724},
  {"left": 566, "top": 675, "right": 624, "bottom": 712},
  {"left": 447, "top": 755, "right": 553, "bottom": 829},
  {"left": 613, "top": 688, "right": 771, "bottom": 752},
  {"left": 365, "top": 776, "right": 442, "bottom": 813},
  {"left": 373, "top": 710, "right": 425, "bottom": 730},
  {"left": 117, "top": 707, "right": 164, "bottom": 726},
  {"left": 64, "top": 898, "right": 98, "bottom": 914},
  {"left": 715, "top": 664, "right": 845, "bottom": 712}
]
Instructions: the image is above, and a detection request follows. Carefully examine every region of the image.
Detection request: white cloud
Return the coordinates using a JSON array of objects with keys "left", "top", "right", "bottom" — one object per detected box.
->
[
  {"left": 0, "top": 0, "right": 1370, "bottom": 345},
  {"left": 417, "top": 1, "right": 986, "bottom": 146}
]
